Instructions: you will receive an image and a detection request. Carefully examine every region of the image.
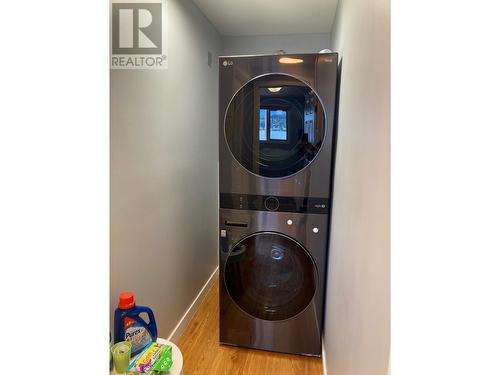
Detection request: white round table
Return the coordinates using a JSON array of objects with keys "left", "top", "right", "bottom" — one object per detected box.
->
[{"left": 112, "top": 338, "right": 183, "bottom": 375}]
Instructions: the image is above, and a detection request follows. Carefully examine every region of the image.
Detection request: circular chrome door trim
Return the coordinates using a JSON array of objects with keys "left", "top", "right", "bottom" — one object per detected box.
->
[
  {"left": 222, "top": 231, "right": 319, "bottom": 322},
  {"left": 223, "top": 72, "right": 329, "bottom": 180}
]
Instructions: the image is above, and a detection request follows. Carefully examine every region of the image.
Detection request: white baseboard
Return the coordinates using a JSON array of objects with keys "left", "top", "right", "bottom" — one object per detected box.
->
[
  {"left": 322, "top": 336, "right": 328, "bottom": 375},
  {"left": 167, "top": 266, "right": 219, "bottom": 343}
]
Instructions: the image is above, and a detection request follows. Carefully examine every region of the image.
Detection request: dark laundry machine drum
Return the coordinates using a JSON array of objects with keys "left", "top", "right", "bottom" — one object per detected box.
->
[
  {"left": 224, "top": 73, "right": 326, "bottom": 178},
  {"left": 223, "top": 232, "right": 317, "bottom": 321}
]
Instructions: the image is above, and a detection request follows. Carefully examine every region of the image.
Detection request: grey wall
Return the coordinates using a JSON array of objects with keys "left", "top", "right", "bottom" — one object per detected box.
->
[
  {"left": 323, "top": 0, "right": 390, "bottom": 373},
  {"left": 222, "top": 33, "right": 331, "bottom": 56},
  {"left": 110, "top": 0, "right": 221, "bottom": 339}
]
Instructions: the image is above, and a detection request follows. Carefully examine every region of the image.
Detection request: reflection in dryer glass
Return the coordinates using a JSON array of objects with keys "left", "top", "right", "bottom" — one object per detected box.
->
[{"left": 225, "top": 74, "right": 326, "bottom": 178}]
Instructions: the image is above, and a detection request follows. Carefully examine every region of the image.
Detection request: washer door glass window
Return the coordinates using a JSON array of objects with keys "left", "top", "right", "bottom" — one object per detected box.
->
[
  {"left": 225, "top": 74, "right": 326, "bottom": 178},
  {"left": 224, "top": 232, "right": 317, "bottom": 321}
]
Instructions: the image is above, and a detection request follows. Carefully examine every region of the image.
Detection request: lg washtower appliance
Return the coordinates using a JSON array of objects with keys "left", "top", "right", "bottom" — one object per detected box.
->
[{"left": 218, "top": 53, "right": 338, "bottom": 356}]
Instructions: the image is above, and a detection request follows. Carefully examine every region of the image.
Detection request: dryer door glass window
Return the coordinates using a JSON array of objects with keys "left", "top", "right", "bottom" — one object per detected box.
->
[
  {"left": 224, "top": 74, "right": 326, "bottom": 178},
  {"left": 224, "top": 232, "right": 317, "bottom": 321}
]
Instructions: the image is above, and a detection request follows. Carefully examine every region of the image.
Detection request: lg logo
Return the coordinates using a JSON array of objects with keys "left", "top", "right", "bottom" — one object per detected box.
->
[{"left": 111, "top": 1, "right": 167, "bottom": 69}]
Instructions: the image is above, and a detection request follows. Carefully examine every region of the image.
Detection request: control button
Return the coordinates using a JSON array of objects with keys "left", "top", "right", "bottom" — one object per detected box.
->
[
  {"left": 264, "top": 196, "right": 279, "bottom": 211},
  {"left": 220, "top": 229, "right": 227, "bottom": 237},
  {"left": 287, "top": 219, "right": 293, "bottom": 225},
  {"left": 313, "top": 227, "right": 319, "bottom": 233}
]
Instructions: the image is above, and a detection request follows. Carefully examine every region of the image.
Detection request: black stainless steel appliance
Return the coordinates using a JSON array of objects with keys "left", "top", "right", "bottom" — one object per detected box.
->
[{"left": 219, "top": 53, "right": 338, "bottom": 356}]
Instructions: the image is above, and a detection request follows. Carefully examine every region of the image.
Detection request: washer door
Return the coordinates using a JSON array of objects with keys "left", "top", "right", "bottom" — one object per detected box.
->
[
  {"left": 224, "top": 232, "right": 317, "bottom": 321},
  {"left": 225, "top": 74, "right": 326, "bottom": 178}
]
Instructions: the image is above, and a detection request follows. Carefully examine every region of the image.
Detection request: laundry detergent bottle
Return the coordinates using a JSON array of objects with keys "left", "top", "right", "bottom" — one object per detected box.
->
[{"left": 114, "top": 291, "right": 158, "bottom": 357}]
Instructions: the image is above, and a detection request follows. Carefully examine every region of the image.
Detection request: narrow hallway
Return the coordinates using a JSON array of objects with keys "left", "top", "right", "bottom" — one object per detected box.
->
[{"left": 177, "top": 276, "right": 323, "bottom": 375}]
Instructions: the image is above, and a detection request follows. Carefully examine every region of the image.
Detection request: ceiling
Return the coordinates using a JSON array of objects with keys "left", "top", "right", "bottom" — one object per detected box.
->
[{"left": 192, "top": 0, "right": 338, "bottom": 37}]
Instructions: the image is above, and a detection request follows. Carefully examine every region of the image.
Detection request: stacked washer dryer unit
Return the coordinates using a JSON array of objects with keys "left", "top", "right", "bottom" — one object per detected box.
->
[{"left": 219, "top": 53, "right": 338, "bottom": 357}]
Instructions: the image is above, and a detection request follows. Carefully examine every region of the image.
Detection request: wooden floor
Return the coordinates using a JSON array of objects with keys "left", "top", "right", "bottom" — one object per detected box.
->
[{"left": 177, "top": 276, "right": 323, "bottom": 375}]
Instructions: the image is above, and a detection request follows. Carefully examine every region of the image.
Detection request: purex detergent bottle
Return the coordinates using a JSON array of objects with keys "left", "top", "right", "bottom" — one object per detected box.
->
[{"left": 114, "top": 291, "right": 158, "bottom": 357}]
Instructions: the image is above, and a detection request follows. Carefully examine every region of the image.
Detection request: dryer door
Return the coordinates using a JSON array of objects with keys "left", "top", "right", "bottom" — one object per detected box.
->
[
  {"left": 224, "top": 74, "right": 326, "bottom": 178},
  {"left": 224, "top": 232, "right": 317, "bottom": 321}
]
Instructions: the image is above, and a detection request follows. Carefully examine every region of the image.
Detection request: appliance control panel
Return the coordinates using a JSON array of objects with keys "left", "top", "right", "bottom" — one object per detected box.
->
[{"left": 220, "top": 193, "right": 329, "bottom": 215}]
